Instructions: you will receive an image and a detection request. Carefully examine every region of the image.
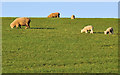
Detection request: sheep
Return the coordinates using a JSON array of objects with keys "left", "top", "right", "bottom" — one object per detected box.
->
[
  {"left": 104, "top": 27, "right": 113, "bottom": 34},
  {"left": 71, "top": 15, "right": 75, "bottom": 19},
  {"left": 47, "top": 12, "right": 60, "bottom": 18},
  {"left": 10, "top": 17, "right": 31, "bottom": 29},
  {"left": 81, "top": 25, "right": 93, "bottom": 34}
]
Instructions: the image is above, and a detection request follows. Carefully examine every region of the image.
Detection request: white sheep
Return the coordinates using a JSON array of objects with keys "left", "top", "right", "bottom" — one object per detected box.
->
[
  {"left": 81, "top": 25, "right": 93, "bottom": 34},
  {"left": 10, "top": 17, "right": 31, "bottom": 29},
  {"left": 104, "top": 27, "right": 113, "bottom": 34}
]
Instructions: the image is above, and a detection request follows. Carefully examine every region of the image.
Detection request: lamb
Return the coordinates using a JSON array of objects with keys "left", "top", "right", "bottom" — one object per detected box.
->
[
  {"left": 104, "top": 27, "right": 113, "bottom": 34},
  {"left": 81, "top": 25, "right": 93, "bottom": 34},
  {"left": 10, "top": 17, "right": 31, "bottom": 29}
]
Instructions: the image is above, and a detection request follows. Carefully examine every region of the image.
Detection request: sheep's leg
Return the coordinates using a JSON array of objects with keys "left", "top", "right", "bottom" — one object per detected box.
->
[
  {"left": 112, "top": 31, "right": 114, "bottom": 34},
  {"left": 57, "top": 15, "right": 59, "bottom": 18},
  {"left": 108, "top": 31, "right": 111, "bottom": 34},
  {"left": 25, "top": 27, "right": 27, "bottom": 29},
  {"left": 19, "top": 25, "right": 21, "bottom": 28},
  {"left": 27, "top": 23, "right": 30, "bottom": 28},
  {"left": 25, "top": 23, "right": 30, "bottom": 29},
  {"left": 106, "top": 31, "right": 109, "bottom": 34},
  {"left": 85, "top": 30, "right": 88, "bottom": 33},
  {"left": 16, "top": 24, "right": 19, "bottom": 28}
]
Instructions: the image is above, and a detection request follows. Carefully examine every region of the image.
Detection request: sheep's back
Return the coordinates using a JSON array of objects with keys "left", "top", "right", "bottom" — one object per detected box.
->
[
  {"left": 84, "top": 25, "right": 93, "bottom": 30},
  {"left": 16, "top": 17, "right": 30, "bottom": 25}
]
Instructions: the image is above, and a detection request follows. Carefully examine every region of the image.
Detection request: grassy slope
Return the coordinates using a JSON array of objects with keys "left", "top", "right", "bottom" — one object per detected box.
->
[{"left": 2, "top": 17, "right": 118, "bottom": 73}]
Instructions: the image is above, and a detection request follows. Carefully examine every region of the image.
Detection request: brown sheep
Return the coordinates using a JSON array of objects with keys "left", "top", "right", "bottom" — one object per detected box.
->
[
  {"left": 47, "top": 12, "right": 60, "bottom": 18},
  {"left": 104, "top": 27, "right": 113, "bottom": 34},
  {"left": 81, "top": 25, "right": 94, "bottom": 34},
  {"left": 10, "top": 17, "right": 31, "bottom": 29},
  {"left": 71, "top": 15, "right": 75, "bottom": 19}
]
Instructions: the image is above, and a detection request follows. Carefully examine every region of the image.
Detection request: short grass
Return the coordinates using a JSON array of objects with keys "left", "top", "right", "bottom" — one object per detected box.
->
[{"left": 2, "top": 17, "right": 118, "bottom": 73}]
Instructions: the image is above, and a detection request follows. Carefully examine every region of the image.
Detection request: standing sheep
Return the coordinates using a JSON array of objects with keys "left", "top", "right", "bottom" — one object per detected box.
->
[
  {"left": 81, "top": 25, "right": 94, "bottom": 34},
  {"left": 71, "top": 15, "right": 75, "bottom": 19},
  {"left": 10, "top": 17, "right": 31, "bottom": 29},
  {"left": 104, "top": 27, "right": 113, "bottom": 34}
]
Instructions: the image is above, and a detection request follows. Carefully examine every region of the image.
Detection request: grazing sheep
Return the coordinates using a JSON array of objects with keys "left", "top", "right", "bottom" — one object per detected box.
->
[
  {"left": 47, "top": 12, "right": 60, "bottom": 18},
  {"left": 10, "top": 17, "right": 31, "bottom": 29},
  {"left": 71, "top": 15, "right": 75, "bottom": 19},
  {"left": 104, "top": 27, "right": 113, "bottom": 34},
  {"left": 81, "top": 25, "right": 93, "bottom": 34}
]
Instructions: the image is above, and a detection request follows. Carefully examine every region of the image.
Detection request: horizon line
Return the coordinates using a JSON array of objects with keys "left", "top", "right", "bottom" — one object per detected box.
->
[{"left": 0, "top": 16, "right": 119, "bottom": 18}]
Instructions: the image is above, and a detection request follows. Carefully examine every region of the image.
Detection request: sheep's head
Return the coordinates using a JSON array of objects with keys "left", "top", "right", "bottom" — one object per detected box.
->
[
  {"left": 81, "top": 29, "right": 84, "bottom": 33},
  {"left": 90, "top": 31, "right": 93, "bottom": 34},
  {"left": 104, "top": 31, "right": 107, "bottom": 34},
  {"left": 10, "top": 24, "right": 14, "bottom": 28}
]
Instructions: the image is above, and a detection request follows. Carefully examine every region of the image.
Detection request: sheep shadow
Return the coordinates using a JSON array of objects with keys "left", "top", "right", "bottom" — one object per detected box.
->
[
  {"left": 94, "top": 32, "right": 104, "bottom": 34},
  {"left": 30, "top": 27, "right": 56, "bottom": 29}
]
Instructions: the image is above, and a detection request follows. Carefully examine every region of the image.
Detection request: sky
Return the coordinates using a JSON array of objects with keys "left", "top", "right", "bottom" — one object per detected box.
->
[
  {"left": 1, "top": 0, "right": 120, "bottom": 2},
  {"left": 1, "top": 2, "right": 118, "bottom": 18}
]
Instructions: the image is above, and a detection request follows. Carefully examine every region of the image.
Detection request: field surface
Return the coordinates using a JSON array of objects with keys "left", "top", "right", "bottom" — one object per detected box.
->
[{"left": 2, "top": 17, "right": 118, "bottom": 73}]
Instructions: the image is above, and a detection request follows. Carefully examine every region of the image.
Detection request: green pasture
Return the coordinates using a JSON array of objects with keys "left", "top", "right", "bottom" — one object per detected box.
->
[{"left": 2, "top": 17, "right": 118, "bottom": 73}]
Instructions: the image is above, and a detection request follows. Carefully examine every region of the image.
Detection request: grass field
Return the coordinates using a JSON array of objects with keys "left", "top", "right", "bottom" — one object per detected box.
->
[{"left": 2, "top": 17, "right": 118, "bottom": 73}]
